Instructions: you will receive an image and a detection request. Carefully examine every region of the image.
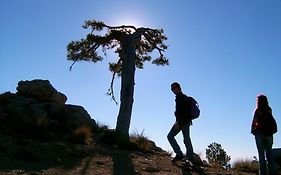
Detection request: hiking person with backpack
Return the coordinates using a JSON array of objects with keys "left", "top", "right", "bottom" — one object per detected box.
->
[
  {"left": 167, "top": 82, "right": 200, "bottom": 164},
  {"left": 251, "top": 94, "right": 278, "bottom": 175}
]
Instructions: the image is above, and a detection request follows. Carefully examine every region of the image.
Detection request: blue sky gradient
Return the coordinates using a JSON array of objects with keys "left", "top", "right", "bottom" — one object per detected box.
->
[{"left": 1, "top": 0, "right": 281, "bottom": 162}]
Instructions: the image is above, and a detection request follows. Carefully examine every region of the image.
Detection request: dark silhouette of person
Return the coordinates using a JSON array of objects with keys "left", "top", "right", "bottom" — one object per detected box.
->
[
  {"left": 167, "top": 82, "right": 194, "bottom": 163},
  {"left": 251, "top": 94, "right": 278, "bottom": 175}
]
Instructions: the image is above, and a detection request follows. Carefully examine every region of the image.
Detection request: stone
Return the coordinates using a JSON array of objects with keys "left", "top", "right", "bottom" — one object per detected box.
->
[{"left": 16, "top": 79, "right": 67, "bottom": 104}]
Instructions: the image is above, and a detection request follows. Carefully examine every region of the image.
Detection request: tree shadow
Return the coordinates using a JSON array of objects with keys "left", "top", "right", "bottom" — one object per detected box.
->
[
  {"left": 79, "top": 148, "right": 136, "bottom": 175},
  {"left": 111, "top": 151, "right": 135, "bottom": 175},
  {"left": 79, "top": 156, "right": 95, "bottom": 175}
]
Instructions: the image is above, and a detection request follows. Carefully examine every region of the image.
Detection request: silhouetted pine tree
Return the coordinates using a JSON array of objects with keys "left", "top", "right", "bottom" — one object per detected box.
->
[
  {"left": 206, "top": 142, "right": 231, "bottom": 167},
  {"left": 67, "top": 20, "right": 168, "bottom": 136}
]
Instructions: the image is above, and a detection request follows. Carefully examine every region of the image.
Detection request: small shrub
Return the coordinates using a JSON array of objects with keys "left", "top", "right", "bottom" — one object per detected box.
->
[{"left": 206, "top": 142, "right": 231, "bottom": 167}]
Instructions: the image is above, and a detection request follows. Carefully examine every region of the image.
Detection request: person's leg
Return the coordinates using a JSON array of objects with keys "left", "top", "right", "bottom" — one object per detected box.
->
[
  {"left": 167, "top": 123, "right": 184, "bottom": 161},
  {"left": 255, "top": 136, "right": 266, "bottom": 175},
  {"left": 264, "top": 136, "right": 276, "bottom": 175},
  {"left": 182, "top": 123, "right": 194, "bottom": 161}
]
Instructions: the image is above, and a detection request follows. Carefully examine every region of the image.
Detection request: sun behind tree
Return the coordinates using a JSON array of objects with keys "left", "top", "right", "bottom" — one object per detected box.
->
[{"left": 67, "top": 20, "right": 169, "bottom": 136}]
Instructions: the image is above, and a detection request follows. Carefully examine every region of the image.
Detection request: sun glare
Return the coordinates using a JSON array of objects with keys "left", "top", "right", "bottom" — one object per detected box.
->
[{"left": 109, "top": 15, "right": 149, "bottom": 29}]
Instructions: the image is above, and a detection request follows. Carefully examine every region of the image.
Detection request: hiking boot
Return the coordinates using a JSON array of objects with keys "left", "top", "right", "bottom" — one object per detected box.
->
[
  {"left": 184, "top": 160, "right": 194, "bottom": 167},
  {"left": 171, "top": 154, "right": 184, "bottom": 163}
]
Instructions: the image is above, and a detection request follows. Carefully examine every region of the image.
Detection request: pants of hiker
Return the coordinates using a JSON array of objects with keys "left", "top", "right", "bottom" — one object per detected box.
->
[
  {"left": 255, "top": 135, "right": 276, "bottom": 175},
  {"left": 167, "top": 122, "right": 194, "bottom": 161}
]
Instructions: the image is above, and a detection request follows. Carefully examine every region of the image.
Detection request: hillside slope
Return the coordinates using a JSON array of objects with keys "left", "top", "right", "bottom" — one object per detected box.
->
[{"left": 0, "top": 79, "right": 276, "bottom": 174}]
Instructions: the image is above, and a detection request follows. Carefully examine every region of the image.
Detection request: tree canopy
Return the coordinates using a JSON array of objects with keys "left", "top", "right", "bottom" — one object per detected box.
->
[{"left": 67, "top": 20, "right": 168, "bottom": 100}]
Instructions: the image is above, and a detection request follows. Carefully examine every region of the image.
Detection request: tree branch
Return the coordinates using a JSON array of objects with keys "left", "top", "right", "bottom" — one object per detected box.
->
[
  {"left": 107, "top": 71, "right": 118, "bottom": 104},
  {"left": 69, "top": 61, "right": 77, "bottom": 71},
  {"left": 107, "top": 58, "right": 122, "bottom": 104},
  {"left": 105, "top": 24, "right": 137, "bottom": 32}
]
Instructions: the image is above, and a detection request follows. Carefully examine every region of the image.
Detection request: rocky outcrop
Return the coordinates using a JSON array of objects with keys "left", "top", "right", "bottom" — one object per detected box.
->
[
  {"left": 0, "top": 79, "right": 96, "bottom": 142},
  {"left": 0, "top": 79, "right": 97, "bottom": 169}
]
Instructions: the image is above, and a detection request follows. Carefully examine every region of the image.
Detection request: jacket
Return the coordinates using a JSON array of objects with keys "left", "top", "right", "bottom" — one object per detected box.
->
[
  {"left": 251, "top": 107, "right": 277, "bottom": 136},
  {"left": 175, "top": 92, "right": 191, "bottom": 126}
]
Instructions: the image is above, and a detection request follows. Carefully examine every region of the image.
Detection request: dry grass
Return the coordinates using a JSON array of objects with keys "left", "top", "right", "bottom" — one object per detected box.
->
[
  {"left": 130, "top": 130, "right": 153, "bottom": 152},
  {"left": 72, "top": 126, "right": 93, "bottom": 145},
  {"left": 233, "top": 159, "right": 259, "bottom": 174}
]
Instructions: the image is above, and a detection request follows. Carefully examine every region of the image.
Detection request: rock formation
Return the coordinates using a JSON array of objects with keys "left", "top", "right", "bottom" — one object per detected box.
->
[
  {"left": 0, "top": 79, "right": 96, "bottom": 142},
  {"left": 0, "top": 79, "right": 96, "bottom": 166}
]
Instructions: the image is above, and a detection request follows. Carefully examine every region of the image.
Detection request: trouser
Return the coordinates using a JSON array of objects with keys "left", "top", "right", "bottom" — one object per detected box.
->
[
  {"left": 255, "top": 135, "right": 276, "bottom": 175},
  {"left": 167, "top": 122, "right": 194, "bottom": 160}
]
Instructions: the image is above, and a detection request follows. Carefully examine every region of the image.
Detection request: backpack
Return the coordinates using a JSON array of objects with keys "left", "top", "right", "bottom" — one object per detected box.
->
[
  {"left": 262, "top": 113, "right": 278, "bottom": 135},
  {"left": 188, "top": 96, "right": 200, "bottom": 120}
]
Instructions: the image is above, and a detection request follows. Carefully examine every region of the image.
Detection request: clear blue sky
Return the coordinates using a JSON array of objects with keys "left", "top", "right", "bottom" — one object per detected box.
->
[{"left": 1, "top": 0, "right": 281, "bottom": 163}]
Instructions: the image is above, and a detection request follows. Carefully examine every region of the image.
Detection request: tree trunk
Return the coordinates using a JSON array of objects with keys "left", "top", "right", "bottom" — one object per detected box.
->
[{"left": 115, "top": 36, "right": 137, "bottom": 136}]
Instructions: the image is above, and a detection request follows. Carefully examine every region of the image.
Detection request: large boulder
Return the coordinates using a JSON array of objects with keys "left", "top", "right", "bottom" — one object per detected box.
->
[{"left": 16, "top": 79, "right": 67, "bottom": 104}]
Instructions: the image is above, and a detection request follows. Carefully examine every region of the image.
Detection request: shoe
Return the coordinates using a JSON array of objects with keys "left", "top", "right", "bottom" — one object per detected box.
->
[
  {"left": 182, "top": 160, "right": 195, "bottom": 171},
  {"left": 172, "top": 154, "right": 184, "bottom": 163},
  {"left": 184, "top": 160, "right": 194, "bottom": 167}
]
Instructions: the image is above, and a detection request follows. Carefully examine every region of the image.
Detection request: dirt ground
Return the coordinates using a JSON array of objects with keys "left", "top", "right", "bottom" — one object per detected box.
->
[{"left": 0, "top": 145, "right": 258, "bottom": 175}]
